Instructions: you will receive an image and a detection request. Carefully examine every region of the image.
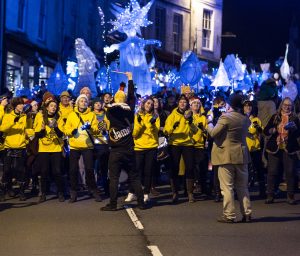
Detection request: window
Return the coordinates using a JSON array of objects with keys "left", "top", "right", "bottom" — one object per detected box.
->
[
  {"left": 38, "top": 0, "right": 46, "bottom": 40},
  {"left": 202, "top": 9, "right": 213, "bottom": 50},
  {"left": 173, "top": 13, "right": 183, "bottom": 53},
  {"left": 155, "top": 7, "right": 166, "bottom": 49},
  {"left": 17, "top": 0, "right": 26, "bottom": 30}
]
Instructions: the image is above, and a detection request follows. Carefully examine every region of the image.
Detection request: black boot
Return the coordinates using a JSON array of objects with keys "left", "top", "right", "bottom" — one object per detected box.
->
[
  {"left": 259, "top": 182, "right": 266, "bottom": 198},
  {"left": 69, "top": 190, "right": 77, "bottom": 203},
  {"left": 170, "top": 179, "right": 178, "bottom": 204},
  {"left": 214, "top": 191, "right": 222, "bottom": 202},
  {"left": 92, "top": 189, "right": 102, "bottom": 202},
  {"left": 38, "top": 194, "right": 46, "bottom": 203},
  {"left": 7, "top": 183, "right": 15, "bottom": 198},
  {"left": 287, "top": 193, "right": 296, "bottom": 205},
  {"left": 265, "top": 193, "right": 274, "bottom": 204},
  {"left": 58, "top": 192, "right": 65, "bottom": 202},
  {"left": 101, "top": 203, "right": 117, "bottom": 211},
  {"left": 19, "top": 182, "right": 27, "bottom": 201},
  {"left": 0, "top": 183, "right": 6, "bottom": 202},
  {"left": 186, "top": 179, "right": 195, "bottom": 203}
]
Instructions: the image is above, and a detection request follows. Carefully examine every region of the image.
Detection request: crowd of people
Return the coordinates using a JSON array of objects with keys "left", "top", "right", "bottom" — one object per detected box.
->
[{"left": 0, "top": 72, "right": 299, "bottom": 223}]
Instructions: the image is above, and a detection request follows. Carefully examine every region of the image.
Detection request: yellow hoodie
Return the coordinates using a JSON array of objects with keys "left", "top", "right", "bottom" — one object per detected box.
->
[
  {"left": 133, "top": 113, "right": 160, "bottom": 150},
  {"left": 192, "top": 113, "right": 208, "bottom": 148},
  {"left": 59, "top": 103, "right": 73, "bottom": 121},
  {"left": 0, "top": 105, "right": 5, "bottom": 151},
  {"left": 0, "top": 111, "right": 27, "bottom": 149},
  {"left": 33, "top": 112, "right": 64, "bottom": 152},
  {"left": 163, "top": 108, "right": 197, "bottom": 146},
  {"left": 64, "top": 107, "right": 99, "bottom": 150},
  {"left": 246, "top": 116, "right": 263, "bottom": 152}
]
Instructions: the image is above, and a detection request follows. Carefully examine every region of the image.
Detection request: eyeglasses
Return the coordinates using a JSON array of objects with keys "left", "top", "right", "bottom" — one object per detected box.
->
[{"left": 282, "top": 104, "right": 292, "bottom": 107}]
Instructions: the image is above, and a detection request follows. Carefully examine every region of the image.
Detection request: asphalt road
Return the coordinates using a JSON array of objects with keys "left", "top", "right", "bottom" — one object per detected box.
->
[{"left": 0, "top": 189, "right": 300, "bottom": 256}]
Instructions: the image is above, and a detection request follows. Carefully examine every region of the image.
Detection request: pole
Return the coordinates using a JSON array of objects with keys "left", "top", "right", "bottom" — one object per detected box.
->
[{"left": 0, "top": 0, "right": 7, "bottom": 94}]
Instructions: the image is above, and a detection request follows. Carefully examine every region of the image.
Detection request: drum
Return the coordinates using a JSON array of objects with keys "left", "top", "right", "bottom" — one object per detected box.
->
[{"left": 157, "top": 137, "right": 169, "bottom": 161}]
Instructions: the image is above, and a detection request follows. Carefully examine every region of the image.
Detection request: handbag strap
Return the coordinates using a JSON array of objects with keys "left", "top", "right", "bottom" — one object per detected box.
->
[{"left": 75, "top": 112, "right": 95, "bottom": 146}]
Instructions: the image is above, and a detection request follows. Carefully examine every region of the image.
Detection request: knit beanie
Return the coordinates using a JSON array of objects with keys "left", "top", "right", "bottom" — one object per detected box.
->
[
  {"left": 189, "top": 97, "right": 201, "bottom": 106},
  {"left": 42, "top": 91, "right": 55, "bottom": 103},
  {"left": 75, "top": 94, "right": 89, "bottom": 106}
]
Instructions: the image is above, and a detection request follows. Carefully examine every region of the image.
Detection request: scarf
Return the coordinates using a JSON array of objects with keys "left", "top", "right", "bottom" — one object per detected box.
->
[{"left": 277, "top": 112, "right": 290, "bottom": 149}]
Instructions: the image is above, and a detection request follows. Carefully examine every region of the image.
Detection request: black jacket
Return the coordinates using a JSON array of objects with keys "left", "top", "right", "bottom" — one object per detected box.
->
[
  {"left": 106, "top": 103, "right": 134, "bottom": 150},
  {"left": 264, "top": 113, "right": 300, "bottom": 154}
]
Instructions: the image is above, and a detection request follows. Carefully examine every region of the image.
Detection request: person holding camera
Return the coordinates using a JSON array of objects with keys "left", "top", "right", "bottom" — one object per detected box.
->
[
  {"left": 264, "top": 97, "right": 300, "bottom": 205},
  {"left": 0, "top": 97, "right": 29, "bottom": 201},
  {"left": 190, "top": 97, "right": 209, "bottom": 196},
  {"left": 126, "top": 96, "right": 160, "bottom": 203},
  {"left": 164, "top": 95, "right": 198, "bottom": 203},
  {"left": 207, "top": 94, "right": 252, "bottom": 223},
  {"left": 243, "top": 100, "right": 265, "bottom": 198},
  {"left": 206, "top": 96, "right": 226, "bottom": 202},
  {"left": 34, "top": 99, "right": 65, "bottom": 203},
  {"left": 64, "top": 94, "right": 102, "bottom": 203}
]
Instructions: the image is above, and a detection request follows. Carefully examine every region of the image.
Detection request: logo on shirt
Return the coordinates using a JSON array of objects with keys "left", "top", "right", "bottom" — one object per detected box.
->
[{"left": 109, "top": 127, "right": 131, "bottom": 142}]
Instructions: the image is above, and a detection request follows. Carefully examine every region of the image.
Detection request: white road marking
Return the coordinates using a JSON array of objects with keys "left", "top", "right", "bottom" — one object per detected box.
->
[
  {"left": 125, "top": 206, "right": 163, "bottom": 255},
  {"left": 147, "top": 245, "right": 163, "bottom": 256},
  {"left": 125, "top": 206, "right": 144, "bottom": 230}
]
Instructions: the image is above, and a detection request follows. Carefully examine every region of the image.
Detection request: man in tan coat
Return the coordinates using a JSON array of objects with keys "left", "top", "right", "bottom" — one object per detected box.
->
[{"left": 207, "top": 94, "right": 252, "bottom": 223}]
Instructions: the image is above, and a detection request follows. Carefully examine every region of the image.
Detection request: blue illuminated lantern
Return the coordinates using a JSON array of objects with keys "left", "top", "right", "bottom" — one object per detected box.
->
[
  {"left": 179, "top": 52, "right": 202, "bottom": 86},
  {"left": 125, "top": 39, "right": 145, "bottom": 67},
  {"left": 47, "top": 62, "right": 68, "bottom": 96},
  {"left": 16, "top": 86, "right": 31, "bottom": 98}
]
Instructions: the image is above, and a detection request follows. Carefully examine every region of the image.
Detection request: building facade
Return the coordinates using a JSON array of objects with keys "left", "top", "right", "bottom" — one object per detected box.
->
[
  {"left": 2, "top": 0, "right": 103, "bottom": 94},
  {"left": 0, "top": 0, "right": 223, "bottom": 94},
  {"left": 144, "top": 0, "right": 223, "bottom": 68}
]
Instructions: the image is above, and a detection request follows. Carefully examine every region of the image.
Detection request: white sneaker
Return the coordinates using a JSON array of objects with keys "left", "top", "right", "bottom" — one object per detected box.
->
[
  {"left": 125, "top": 193, "right": 137, "bottom": 202},
  {"left": 144, "top": 194, "right": 150, "bottom": 203}
]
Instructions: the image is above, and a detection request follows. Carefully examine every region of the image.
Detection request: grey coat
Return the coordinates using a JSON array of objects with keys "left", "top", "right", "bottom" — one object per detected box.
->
[{"left": 207, "top": 111, "right": 251, "bottom": 165}]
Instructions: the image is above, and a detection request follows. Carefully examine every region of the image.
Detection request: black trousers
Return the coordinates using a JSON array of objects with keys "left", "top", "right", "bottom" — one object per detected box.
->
[
  {"left": 108, "top": 149, "right": 143, "bottom": 206},
  {"left": 94, "top": 145, "right": 109, "bottom": 182},
  {"left": 2, "top": 149, "right": 26, "bottom": 184},
  {"left": 37, "top": 152, "right": 64, "bottom": 194},
  {"left": 69, "top": 149, "right": 97, "bottom": 192},
  {"left": 135, "top": 148, "right": 157, "bottom": 194},
  {"left": 267, "top": 150, "right": 296, "bottom": 194},
  {"left": 194, "top": 148, "right": 209, "bottom": 190},
  {"left": 249, "top": 150, "right": 265, "bottom": 191},
  {"left": 169, "top": 145, "right": 194, "bottom": 180},
  {"left": 213, "top": 165, "right": 221, "bottom": 194}
]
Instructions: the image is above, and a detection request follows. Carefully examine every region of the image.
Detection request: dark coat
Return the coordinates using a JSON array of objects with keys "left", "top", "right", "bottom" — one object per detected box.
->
[{"left": 263, "top": 113, "right": 300, "bottom": 154}]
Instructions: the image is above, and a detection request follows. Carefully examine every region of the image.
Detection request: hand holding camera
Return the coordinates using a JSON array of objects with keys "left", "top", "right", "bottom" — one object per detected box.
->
[
  {"left": 198, "top": 122, "right": 204, "bottom": 131},
  {"left": 81, "top": 122, "right": 91, "bottom": 131},
  {"left": 284, "top": 121, "right": 297, "bottom": 131},
  {"left": 137, "top": 115, "right": 142, "bottom": 124},
  {"left": 184, "top": 110, "right": 193, "bottom": 124},
  {"left": 173, "top": 121, "right": 180, "bottom": 130}
]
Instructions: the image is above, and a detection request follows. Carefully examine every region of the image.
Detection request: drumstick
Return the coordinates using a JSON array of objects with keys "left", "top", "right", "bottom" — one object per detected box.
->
[{"left": 111, "top": 70, "right": 127, "bottom": 74}]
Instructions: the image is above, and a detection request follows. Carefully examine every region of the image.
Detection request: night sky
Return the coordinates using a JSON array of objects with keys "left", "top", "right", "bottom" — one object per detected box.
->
[{"left": 222, "top": 0, "right": 300, "bottom": 67}]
